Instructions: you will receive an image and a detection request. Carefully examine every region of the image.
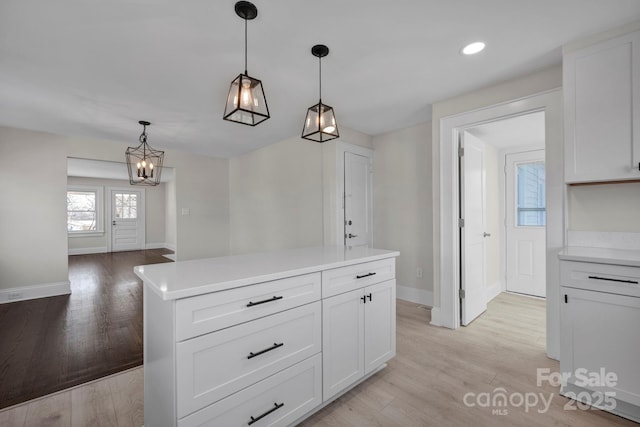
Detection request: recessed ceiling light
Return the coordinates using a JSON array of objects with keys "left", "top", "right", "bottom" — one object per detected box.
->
[{"left": 461, "top": 41, "right": 485, "bottom": 55}]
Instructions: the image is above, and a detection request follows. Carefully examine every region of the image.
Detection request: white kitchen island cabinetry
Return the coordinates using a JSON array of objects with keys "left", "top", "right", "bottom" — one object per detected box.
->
[
  {"left": 563, "top": 30, "right": 640, "bottom": 183},
  {"left": 559, "top": 248, "right": 640, "bottom": 423},
  {"left": 135, "top": 246, "right": 398, "bottom": 427}
]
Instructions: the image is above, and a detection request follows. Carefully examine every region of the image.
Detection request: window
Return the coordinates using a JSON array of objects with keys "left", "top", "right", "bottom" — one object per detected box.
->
[
  {"left": 67, "top": 186, "right": 103, "bottom": 235},
  {"left": 516, "top": 161, "right": 546, "bottom": 226}
]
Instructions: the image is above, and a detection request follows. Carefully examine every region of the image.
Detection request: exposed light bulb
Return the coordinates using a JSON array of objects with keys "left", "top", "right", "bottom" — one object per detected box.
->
[
  {"left": 240, "top": 80, "right": 254, "bottom": 109},
  {"left": 142, "top": 160, "right": 147, "bottom": 167}
]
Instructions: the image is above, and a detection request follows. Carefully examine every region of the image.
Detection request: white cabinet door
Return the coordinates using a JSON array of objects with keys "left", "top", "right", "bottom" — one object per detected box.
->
[
  {"left": 364, "top": 280, "right": 396, "bottom": 374},
  {"left": 322, "top": 289, "right": 365, "bottom": 401},
  {"left": 564, "top": 31, "right": 640, "bottom": 183},
  {"left": 561, "top": 287, "right": 640, "bottom": 406},
  {"left": 323, "top": 280, "right": 397, "bottom": 401}
]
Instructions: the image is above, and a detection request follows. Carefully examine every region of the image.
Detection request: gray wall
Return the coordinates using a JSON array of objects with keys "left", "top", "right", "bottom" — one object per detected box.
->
[{"left": 372, "top": 122, "right": 432, "bottom": 302}]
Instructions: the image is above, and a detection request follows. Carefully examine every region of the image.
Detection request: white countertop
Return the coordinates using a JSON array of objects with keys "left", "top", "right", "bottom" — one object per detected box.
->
[
  {"left": 559, "top": 246, "right": 640, "bottom": 267},
  {"left": 135, "top": 246, "right": 400, "bottom": 300}
]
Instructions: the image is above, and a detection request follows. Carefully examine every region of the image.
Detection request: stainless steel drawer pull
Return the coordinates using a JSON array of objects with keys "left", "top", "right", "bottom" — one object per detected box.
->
[
  {"left": 356, "top": 272, "right": 376, "bottom": 279},
  {"left": 247, "top": 342, "right": 284, "bottom": 359},
  {"left": 246, "top": 296, "right": 283, "bottom": 307},
  {"left": 248, "top": 402, "right": 284, "bottom": 425},
  {"left": 587, "top": 275, "right": 639, "bottom": 284}
]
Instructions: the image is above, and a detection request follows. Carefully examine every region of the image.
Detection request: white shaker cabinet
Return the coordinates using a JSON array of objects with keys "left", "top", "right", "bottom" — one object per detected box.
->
[
  {"left": 559, "top": 251, "right": 640, "bottom": 423},
  {"left": 564, "top": 31, "right": 640, "bottom": 183},
  {"left": 136, "top": 246, "right": 398, "bottom": 427},
  {"left": 322, "top": 279, "right": 396, "bottom": 401}
]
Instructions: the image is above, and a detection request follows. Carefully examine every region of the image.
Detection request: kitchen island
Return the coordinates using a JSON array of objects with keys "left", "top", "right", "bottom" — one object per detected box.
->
[{"left": 135, "top": 245, "right": 399, "bottom": 427}]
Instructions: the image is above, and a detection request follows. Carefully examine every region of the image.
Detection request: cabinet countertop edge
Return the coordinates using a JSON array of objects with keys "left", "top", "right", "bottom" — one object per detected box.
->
[
  {"left": 135, "top": 246, "right": 400, "bottom": 301},
  {"left": 559, "top": 246, "right": 640, "bottom": 267}
]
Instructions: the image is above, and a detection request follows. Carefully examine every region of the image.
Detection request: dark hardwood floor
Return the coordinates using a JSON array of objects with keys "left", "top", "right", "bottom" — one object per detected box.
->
[{"left": 0, "top": 249, "right": 173, "bottom": 410}]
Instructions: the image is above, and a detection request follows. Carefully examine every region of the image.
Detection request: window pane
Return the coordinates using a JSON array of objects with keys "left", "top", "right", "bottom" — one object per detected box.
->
[
  {"left": 114, "top": 193, "right": 138, "bottom": 219},
  {"left": 516, "top": 162, "right": 545, "bottom": 227},
  {"left": 67, "top": 191, "right": 97, "bottom": 231}
]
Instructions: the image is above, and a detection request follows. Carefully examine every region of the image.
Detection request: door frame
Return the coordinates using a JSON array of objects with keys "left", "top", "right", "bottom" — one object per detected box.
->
[
  {"left": 335, "top": 142, "right": 373, "bottom": 246},
  {"left": 436, "top": 89, "right": 563, "bottom": 360},
  {"left": 106, "top": 186, "right": 146, "bottom": 253}
]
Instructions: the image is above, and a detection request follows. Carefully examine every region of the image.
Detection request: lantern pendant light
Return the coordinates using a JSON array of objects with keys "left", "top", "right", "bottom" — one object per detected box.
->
[
  {"left": 301, "top": 44, "right": 339, "bottom": 142},
  {"left": 125, "top": 121, "right": 164, "bottom": 186},
  {"left": 223, "top": 1, "right": 270, "bottom": 126}
]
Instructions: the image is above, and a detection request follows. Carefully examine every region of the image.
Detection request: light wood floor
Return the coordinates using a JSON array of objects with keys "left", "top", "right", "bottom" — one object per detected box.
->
[{"left": 0, "top": 293, "right": 636, "bottom": 426}]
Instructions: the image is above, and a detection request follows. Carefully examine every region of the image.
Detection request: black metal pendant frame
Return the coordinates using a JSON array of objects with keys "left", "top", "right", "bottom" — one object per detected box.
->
[
  {"left": 125, "top": 120, "right": 164, "bottom": 186},
  {"left": 301, "top": 44, "right": 339, "bottom": 142},
  {"left": 223, "top": 1, "right": 270, "bottom": 126},
  {"left": 223, "top": 73, "right": 270, "bottom": 126}
]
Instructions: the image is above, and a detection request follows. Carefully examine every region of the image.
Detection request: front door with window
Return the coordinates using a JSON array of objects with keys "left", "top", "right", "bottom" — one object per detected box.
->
[
  {"left": 110, "top": 188, "right": 145, "bottom": 252},
  {"left": 505, "top": 150, "right": 546, "bottom": 297}
]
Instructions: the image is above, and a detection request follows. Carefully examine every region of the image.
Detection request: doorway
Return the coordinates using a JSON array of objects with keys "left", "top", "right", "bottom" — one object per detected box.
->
[
  {"left": 458, "top": 111, "right": 547, "bottom": 325},
  {"left": 335, "top": 142, "right": 374, "bottom": 247}
]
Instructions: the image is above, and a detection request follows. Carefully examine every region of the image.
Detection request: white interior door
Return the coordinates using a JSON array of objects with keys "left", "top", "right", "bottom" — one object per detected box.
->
[
  {"left": 110, "top": 188, "right": 145, "bottom": 252},
  {"left": 344, "top": 152, "right": 372, "bottom": 246},
  {"left": 461, "top": 132, "right": 488, "bottom": 325},
  {"left": 505, "top": 150, "right": 546, "bottom": 297}
]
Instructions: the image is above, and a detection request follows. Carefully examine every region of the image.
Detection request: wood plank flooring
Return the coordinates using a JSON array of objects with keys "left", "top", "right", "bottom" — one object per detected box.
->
[
  {"left": 0, "top": 249, "right": 173, "bottom": 410},
  {"left": 1, "top": 293, "right": 636, "bottom": 426}
]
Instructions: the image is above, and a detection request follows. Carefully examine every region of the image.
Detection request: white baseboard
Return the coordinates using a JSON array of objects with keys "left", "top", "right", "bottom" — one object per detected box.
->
[
  {"left": 145, "top": 243, "right": 170, "bottom": 250},
  {"left": 165, "top": 243, "right": 176, "bottom": 251},
  {"left": 430, "top": 306, "right": 441, "bottom": 326},
  {"left": 0, "top": 281, "right": 71, "bottom": 304},
  {"left": 396, "top": 285, "right": 433, "bottom": 307},
  {"left": 486, "top": 281, "right": 504, "bottom": 303},
  {"left": 68, "top": 246, "right": 107, "bottom": 255}
]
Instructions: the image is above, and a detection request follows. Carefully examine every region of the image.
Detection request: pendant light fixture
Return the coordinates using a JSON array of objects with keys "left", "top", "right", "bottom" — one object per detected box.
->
[
  {"left": 223, "top": 1, "right": 270, "bottom": 126},
  {"left": 301, "top": 44, "right": 339, "bottom": 142},
  {"left": 125, "top": 121, "right": 164, "bottom": 186}
]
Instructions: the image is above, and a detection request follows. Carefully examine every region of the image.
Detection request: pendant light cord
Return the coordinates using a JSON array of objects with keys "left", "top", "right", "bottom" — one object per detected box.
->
[
  {"left": 318, "top": 54, "right": 322, "bottom": 102},
  {"left": 244, "top": 18, "right": 248, "bottom": 75}
]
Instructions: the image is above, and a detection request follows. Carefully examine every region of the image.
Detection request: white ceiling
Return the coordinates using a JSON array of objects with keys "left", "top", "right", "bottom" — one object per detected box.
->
[
  {"left": 466, "top": 111, "right": 545, "bottom": 149},
  {"left": 1, "top": 1, "right": 639, "bottom": 158}
]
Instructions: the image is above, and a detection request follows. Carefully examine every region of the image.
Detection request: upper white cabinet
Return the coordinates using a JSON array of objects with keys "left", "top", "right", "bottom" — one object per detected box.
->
[{"left": 564, "top": 31, "right": 640, "bottom": 183}]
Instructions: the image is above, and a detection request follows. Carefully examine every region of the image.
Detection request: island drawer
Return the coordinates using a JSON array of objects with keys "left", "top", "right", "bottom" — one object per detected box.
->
[
  {"left": 322, "top": 258, "right": 395, "bottom": 298},
  {"left": 176, "top": 301, "right": 321, "bottom": 418},
  {"left": 561, "top": 260, "right": 640, "bottom": 297},
  {"left": 175, "top": 272, "right": 321, "bottom": 341},
  {"left": 178, "top": 353, "right": 322, "bottom": 427}
]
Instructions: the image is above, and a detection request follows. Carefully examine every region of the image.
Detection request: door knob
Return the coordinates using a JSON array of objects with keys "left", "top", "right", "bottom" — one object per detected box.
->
[
  {"left": 483, "top": 232, "right": 491, "bottom": 237},
  {"left": 348, "top": 233, "right": 358, "bottom": 238}
]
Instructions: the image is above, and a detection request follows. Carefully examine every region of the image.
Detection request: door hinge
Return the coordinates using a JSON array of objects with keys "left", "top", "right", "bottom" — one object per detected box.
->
[
  {"left": 460, "top": 289, "right": 466, "bottom": 299},
  {"left": 458, "top": 218, "right": 465, "bottom": 228},
  {"left": 458, "top": 147, "right": 464, "bottom": 157}
]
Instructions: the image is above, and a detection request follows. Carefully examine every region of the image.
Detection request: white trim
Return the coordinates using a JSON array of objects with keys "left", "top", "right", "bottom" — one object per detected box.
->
[
  {"left": 430, "top": 306, "right": 441, "bottom": 326},
  {"left": 68, "top": 246, "right": 108, "bottom": 255},
  {"left": 486, "top": 281, "right": 504, "bottom": 303},
  {"left": 438, "top": 89, "right": 563, "bottom": 360},
  {"left": 165, "top": 243, "right": 176, "bottom": 251},
  {"left": 145, "top": 242, "right": 171, "bottom": 250},
  {"left": 0, "top": 281, "right": 71, "bottom": 304},
  {"left": 106, "top": 186, "right": 146, "bottom": 252},
  {"left": 335, "top": 142, "right": 374, "bottom": 246},
  {"left": 396, "top": 285, "right": 433, "bottom": 306}
]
